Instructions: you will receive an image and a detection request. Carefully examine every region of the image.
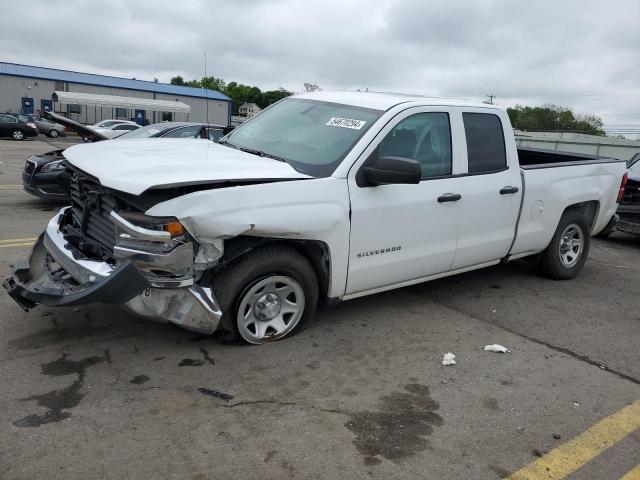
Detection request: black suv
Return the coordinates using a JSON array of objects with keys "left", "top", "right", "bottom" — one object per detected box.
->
[{"left": 0, "top": 113, "right": 38, "bottom": 140}]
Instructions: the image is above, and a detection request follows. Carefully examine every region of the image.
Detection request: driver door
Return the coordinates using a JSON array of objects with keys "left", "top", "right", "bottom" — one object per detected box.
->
[{"left": 346, "top": 107, "right": 465, "bottom": 296}]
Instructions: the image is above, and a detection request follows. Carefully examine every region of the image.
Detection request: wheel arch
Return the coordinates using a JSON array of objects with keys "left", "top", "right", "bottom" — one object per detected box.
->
[
  {"left": 562, "top": 200, "right": 599, "bottom": 232},
  {"left": 210, "top": 236, "right": 332, "bottom": 304}
]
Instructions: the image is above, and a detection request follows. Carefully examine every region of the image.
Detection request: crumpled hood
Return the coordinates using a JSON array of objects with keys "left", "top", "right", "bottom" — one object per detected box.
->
[{"left": 62, "top": 139, "right": 311, "bottom": 195}]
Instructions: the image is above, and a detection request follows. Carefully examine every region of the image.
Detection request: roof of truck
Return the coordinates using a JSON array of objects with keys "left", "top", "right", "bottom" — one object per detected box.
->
[{"left": 295, "top": 90, "right": 499, "bottom": 111}]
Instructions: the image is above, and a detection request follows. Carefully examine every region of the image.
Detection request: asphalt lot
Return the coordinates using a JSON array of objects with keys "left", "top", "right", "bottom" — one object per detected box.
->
[{"left": 0, "top": 139, "right": 638, "bottom": 480}]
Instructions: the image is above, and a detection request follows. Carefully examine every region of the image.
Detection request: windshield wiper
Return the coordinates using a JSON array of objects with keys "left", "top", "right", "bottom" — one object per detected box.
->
[
  {"left": 237, "top": 146, "right": 286, "bottom": 163},
  {"left": 218, "top": 139, "right": 238, "bottom": 149}
]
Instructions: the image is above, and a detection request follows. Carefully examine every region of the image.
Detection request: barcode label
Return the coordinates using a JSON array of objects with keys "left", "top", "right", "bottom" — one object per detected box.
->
[{"left": 325, "top": 117, "right": 367, "bottom": 130}]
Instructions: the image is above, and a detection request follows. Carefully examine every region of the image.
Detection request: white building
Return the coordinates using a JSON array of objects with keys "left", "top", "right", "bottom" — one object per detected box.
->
[{"left": 239, "top": 102, "right": 262, "bottom": 118}]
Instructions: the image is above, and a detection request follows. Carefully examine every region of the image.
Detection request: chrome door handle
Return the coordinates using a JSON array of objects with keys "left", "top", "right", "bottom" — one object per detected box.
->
[{"left": 437, "top": 193, "right": 462, "bottom": 203}]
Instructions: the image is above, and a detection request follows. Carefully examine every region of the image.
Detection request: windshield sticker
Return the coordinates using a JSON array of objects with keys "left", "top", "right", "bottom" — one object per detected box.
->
[{"left": 325, "top": 117, "right": 367, "bottom": 130}]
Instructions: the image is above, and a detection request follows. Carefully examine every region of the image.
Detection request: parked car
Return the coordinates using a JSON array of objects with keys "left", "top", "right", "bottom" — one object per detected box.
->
[
  {"left": 92, "top": 122, "right": 141, "bottom": 138},
  {"left": 4, "top": 92, "right": 627, "bottom": 345},
  {"left": 21, "top": 111, "right": 107, "bottom": 200},
  {"left": 21, "top": 113, "right": 232, "bottom": 201},
  {"left": 0, "top": 113, "right": 38, "bottom": 140},
  {"left": 92, "top": 119, "right": 138, "bottom": 129},
  {"left": 117, "top": 122, "right": 233, "bottom": 141},
  {"left": 26, "top": 114, "right": 66, "bottom": 138}
]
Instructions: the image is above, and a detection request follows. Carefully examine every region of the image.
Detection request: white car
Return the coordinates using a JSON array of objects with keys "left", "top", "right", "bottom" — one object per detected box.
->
[
  {"left": 92, "top": 119, "right": 138, "bottom": 129},
  {"left": 92, "top": 122, "right": 141, "bottom": 138},
  {"left": 5, "top": 91, "right": 628, "bottom": 345}
]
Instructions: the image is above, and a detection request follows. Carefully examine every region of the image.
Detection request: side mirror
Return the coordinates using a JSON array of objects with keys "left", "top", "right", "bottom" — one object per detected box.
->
[{"left": 362, "top": 156, "right": 421, "bottom": 186}]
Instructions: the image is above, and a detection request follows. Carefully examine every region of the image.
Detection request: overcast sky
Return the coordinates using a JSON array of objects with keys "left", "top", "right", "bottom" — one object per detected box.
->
[{"left": 2, "top": 0, "right": 640, "bottom": 136}]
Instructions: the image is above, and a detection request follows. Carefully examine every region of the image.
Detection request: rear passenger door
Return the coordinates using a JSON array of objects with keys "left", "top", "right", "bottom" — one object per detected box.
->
[
  {"left": 0, "top": 114, "right": 17, "bottom": 136},
  {"left": 451, "top": 110, "right": 522, "bottom": 269}
]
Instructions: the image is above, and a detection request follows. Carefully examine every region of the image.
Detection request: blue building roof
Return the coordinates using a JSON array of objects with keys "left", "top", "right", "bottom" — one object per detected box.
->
[{"left": 0, "top": 62, "right": 231, "bottom": 102}]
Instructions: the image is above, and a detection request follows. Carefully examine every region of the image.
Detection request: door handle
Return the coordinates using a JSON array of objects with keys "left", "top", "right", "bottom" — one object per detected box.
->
[
  {"left": 437, "top": 193, "right": 462, "bottom": 203},
  {"left": 500, "top": 186, "right": 519, "bottom": 195}
]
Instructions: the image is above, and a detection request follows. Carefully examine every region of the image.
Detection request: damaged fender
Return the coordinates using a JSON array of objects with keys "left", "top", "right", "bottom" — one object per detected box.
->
[{"left": 147, "top": 177, "right": 351, "bottom": 298}]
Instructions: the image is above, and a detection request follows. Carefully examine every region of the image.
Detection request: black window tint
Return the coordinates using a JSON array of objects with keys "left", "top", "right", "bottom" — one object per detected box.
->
[
  {"left": 377, "top": 112, "right": 452, "bottom": 179},
  {"left": 463, "top": 113, "right": 506, "bottom": 173}
]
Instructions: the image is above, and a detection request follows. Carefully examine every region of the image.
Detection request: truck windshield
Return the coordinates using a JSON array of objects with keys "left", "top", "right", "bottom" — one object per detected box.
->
[{"left": 224, "top": 98, "right": 382, "bottom": 177}]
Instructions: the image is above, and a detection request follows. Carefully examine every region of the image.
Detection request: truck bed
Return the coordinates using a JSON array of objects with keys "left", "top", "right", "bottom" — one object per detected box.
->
[{"left": 517, "top": 147, "right": 623, "bottom": 169}]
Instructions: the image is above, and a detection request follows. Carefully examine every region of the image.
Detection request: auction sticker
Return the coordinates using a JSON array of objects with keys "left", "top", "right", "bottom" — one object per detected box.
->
[{"left": 325, "top": 117, "right": 367, "bottom": 129}]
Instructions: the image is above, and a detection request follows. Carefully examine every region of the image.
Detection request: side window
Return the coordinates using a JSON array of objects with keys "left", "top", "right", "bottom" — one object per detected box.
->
[
  {"left": 115, "top": 124, "right": 137, "bottom": 131},
  {"left": 462, "top": 113, "right": 507, "bottom": 173},
  {"left": 207, "top": 128, "right": 224, "bottom": 142},
  {"left": 0, "top": 115, "right": 17, "bottom": 123},
  {"left": 377, "top": 112, "right": 452, "bottom": 179},
  {"left": 162, "top": 125, "right": 202, "bottom": 138}
]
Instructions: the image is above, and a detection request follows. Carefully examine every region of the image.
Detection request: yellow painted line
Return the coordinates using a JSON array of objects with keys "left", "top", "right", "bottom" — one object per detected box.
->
[
  {"left": 0, "top": 242, "right": 35, "bottom": 248},
  {"left": 620, "top": 465, "right": 640, "bottom": 480},
  {"left": 507, "top": 400, "right": 640, "bottom": 480},
  {"left": 0, "top": 184, "right": 22, "bottom": 188},
  {"left": 0, "top": 237, "right": 38, "bottom": 245}
]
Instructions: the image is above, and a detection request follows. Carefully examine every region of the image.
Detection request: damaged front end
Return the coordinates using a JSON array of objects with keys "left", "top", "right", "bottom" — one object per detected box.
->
[{"left": 3, "top": 168, "right": 222, "bottom": 334}]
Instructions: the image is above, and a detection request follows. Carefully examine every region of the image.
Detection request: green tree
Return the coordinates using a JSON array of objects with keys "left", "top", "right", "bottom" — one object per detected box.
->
[
  {"left": 170, "top": 75, "right": 185, "bottom": 86},
  {"left": 507, "top": 105, "right": 605, "bottom": 136}
]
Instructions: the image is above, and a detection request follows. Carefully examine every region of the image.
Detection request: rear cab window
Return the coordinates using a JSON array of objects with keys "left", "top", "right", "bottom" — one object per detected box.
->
[{"left": 462, "top": 113, "right": 507, "bottom": 174}]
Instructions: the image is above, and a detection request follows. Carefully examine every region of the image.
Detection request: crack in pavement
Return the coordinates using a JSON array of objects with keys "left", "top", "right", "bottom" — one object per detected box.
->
[
  {"left": 222, "top": 399, "right": 344, "bottom": 414},
  {"left": 421, "top": 294, "right": 640, "bottom": 386}
]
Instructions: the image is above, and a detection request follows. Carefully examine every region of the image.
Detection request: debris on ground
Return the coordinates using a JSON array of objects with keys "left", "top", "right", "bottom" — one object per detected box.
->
[
  {"left": 552, "top": 433, "right": 561, "bottom": 440},
  {"left": 442, "top": 353, "right": 456, "bottom": 366},
  {"left": 484, "top": 344, "right": 510, "bottom": 353}
]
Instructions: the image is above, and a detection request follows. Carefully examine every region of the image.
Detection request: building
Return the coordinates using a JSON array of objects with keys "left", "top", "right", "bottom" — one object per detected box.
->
[
  {"left": 515, "top": 130, "right": 640, "bottom": 161},
  {"left": 239, "top": 102, "right": 262, "bottom": 118},
  {"left": 0, "top": 62, "right": 231, "bottom": 126}
]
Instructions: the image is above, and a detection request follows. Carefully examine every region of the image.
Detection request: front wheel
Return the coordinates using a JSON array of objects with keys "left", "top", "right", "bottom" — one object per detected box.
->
[
  {"left": 48, "top": 129, "right": 59, "bottom": 138},
  {"left": 536, "top": 210, "right": 591, "bottom": 279},
  {"left": 212, "top": 244, "right": 319, "bottom": 344},
  {"left": 11, "top": 129, "right": 25, "bottom": 141}
]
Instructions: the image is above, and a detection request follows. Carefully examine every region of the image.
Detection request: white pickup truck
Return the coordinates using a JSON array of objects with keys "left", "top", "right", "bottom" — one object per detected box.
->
[{"left": 5, "top": 91, "right": 628, "bottom": 344}]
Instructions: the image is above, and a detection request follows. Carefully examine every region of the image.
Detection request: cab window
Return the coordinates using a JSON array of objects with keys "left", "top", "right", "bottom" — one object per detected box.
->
[
  {"left": 463, "top": 113, "right": 507, "bottom": 173},
  {"left": 377, "top": 112, "right": 452, "bottom": 179}
]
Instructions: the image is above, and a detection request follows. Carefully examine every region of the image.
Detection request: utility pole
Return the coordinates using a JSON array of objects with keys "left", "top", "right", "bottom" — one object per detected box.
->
[
  {"left": 486, "top": 94, "right": 496, "bottom": 105},
  {"left": 204, "top": 51, "right": 209, "bottom": 123}
]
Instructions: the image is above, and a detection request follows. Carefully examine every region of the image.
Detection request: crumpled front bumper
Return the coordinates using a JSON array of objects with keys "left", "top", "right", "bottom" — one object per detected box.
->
[{"left": 3, "top": 209, "right": 222, "bottom": 334}]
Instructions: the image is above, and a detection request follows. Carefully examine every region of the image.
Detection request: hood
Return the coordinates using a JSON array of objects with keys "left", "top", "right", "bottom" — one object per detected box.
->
[
  {"left": 62, "top": 139, "right": 311, "bottom": 195},
  {"left": 39, "top": 110, "right": 107, "bottom": 142}
]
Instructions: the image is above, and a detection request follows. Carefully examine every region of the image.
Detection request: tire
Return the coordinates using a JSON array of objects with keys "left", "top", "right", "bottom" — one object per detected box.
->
[
  {"left": 48, "top": 129, "right": 59, "bottom": 138},
  {"left": 536, "top": 210, "right": 591, "bottom": 279},
  {"left": 11, "top": 129, "right": 25, "bottom": 141},
  {"left": 212, "top": 244, "right": 319, "bottom": 344}
]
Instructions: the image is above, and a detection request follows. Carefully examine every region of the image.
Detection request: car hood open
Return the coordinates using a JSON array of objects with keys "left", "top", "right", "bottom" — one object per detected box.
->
[
  {"left": 40, "top": 110, "right": 107, "bottom": 142},
  {"left": 62, "top": 138, "right": 312, "bottom": 195}
]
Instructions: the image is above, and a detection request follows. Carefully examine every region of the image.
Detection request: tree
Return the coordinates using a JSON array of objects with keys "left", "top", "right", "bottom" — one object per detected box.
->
[
  {"left": 507, "top": 104, "right": 605, "bottom": 136},
  {"left": 303, "top": 82, "right": 320, "bottom": 92},
  {"left": 170, "top": 75, "right": 185, "bottom": 86},
  {"left": 169, "top": 74, "right": 293, "bottom": 113}
]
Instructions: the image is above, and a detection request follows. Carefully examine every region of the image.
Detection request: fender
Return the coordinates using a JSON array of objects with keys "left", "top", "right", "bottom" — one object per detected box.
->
[{"left": 147, "top": 177, "right": 351, "bottom": 298}]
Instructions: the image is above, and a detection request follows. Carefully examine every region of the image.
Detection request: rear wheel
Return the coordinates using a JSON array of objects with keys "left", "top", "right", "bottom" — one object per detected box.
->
[
  {"left": 48, "top": 129, "right": 59, "bottom": 138},
  {"left": 212, "top": 244, "right": 319, "bottom": 344},
  {"left": 11, "top": 129, "right": 25, "bottom": 141},
  {"left": 536, "top": 210, "right": 591, "bottom": 279}
]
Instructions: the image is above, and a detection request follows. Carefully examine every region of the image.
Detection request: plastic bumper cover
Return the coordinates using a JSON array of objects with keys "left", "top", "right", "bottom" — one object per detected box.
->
[{"left": 3, "top": 210, "right": 222, "bottom": 334}]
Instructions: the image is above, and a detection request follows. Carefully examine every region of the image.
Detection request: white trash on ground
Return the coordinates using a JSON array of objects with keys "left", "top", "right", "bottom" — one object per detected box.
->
[
  {"left": 442, "top": 352, "right": 457, "bottom": 366},
  {"left": 483, "top": 344, "right": 510, "bottom": 353}
]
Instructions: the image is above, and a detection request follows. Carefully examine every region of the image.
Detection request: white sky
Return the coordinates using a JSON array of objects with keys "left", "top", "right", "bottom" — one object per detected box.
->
[{"left": 2, "top": 0, "right": 640, "bottom": 137}]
